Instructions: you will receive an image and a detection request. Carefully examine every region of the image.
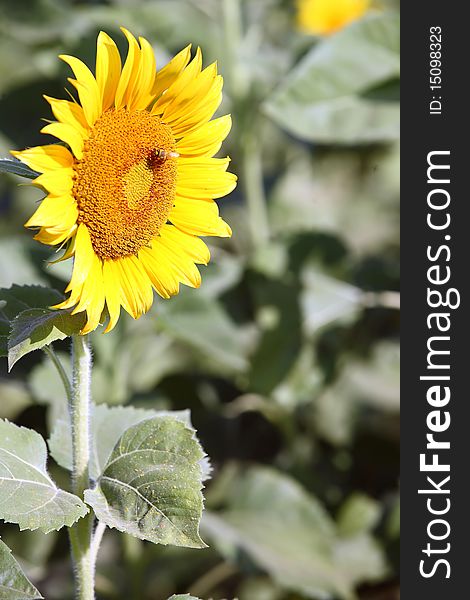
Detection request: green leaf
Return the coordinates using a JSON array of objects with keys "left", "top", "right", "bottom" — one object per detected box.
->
[
  {"left": 0, "top": 286, "right": 62, "bottom": 323},
  {"left": 264, "top": 13, "right": 399, "bottom": 143},
  {"left": 84, "top": 416, "right": 207, "bottom": 549},
  {"left": 0, "top": 285, "right": 85, "bottom": 369},
  {"left": 340, "top": 341, "right": 400, "bottom": 412},
  {"left": 300, "top": 268, "right": 363, "bottom": 335},
  {"left": 202, "top": 467, "right": 352, "bottom": 600},
  {"left": 0, "top": 157, "right": 39, "bottom": 179},
  {"left": 0, "top": 286, "right": 64, "bottom": 357},
  {"left": 0, "top": 419, "right": 88, "bottom": 533},
  {"left": 0, "top": 539, "right": 43, "bottom": 599},
  {"left": 334, "top": 534, "right": 388, "bottom": 588},
  {"left": 49, "top": 404, "right": 192, "bottom": 480},
  {"left": 0, "top": 380, "right": 31, "bottom": 421},
  {"left": 157, "top": 291, "right": 248, "bottom": 373},
  {"left": 247, "top": 275, "right": 302, "bottom": 395},
  {"left": 8, "top": 308, "right": 85, "bottom": 370},
  {"left": 337, "top": 494, "right": 381, "bottom": 537}
]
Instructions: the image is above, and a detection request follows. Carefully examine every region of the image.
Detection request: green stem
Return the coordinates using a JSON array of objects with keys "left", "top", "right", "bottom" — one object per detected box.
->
[
  {"left": 221, "top": 0, "right": 244, "bottom": 102},
  {"left": 68, "top": 334, "right": 95, "bottom": 600},
  {"left": 242, "top": 127, "right": 270, "bottom": 246},
  {"left": 189, "top": 561, "right": 238, "bottom": 598},
  {"left": 43, "top": 345, "right": 72, "bottom": 403},
  {"left": 222, "top": 0, "right": 270, "bottom": 248}
]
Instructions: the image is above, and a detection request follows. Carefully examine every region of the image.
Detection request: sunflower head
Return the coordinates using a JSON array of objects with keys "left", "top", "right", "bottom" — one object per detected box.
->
[
  {"left": 12, "top": 28, "right": 236, "bottom": 334},
  {"left": 296, "top": 0, "right": 371, "bottom": 35}
]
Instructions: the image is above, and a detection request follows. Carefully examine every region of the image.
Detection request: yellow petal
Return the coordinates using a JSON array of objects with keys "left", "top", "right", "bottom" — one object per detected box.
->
[
  {"left": 67, "top": 78, "right": 101, "bottom": 128},
  {"left": 102, "top": 260, "right": 122, "bottom": 333},
  {"left": 114, "top": 255, "right": 154, "bottom": 318},
  {"left": 11, "top": 144, "right": 73, "bottom": 172},
  {"left": 76, "top": 256, "right": 105, "bottom": 334},
  {"left": 151, "top": 235, "right": 201, "bottom": 288},
  {"left": 54, "top": 281, "right": 83, "bottom": 311},
  {"left": 33, "top": 168, "right": 74, "bottom": 196},
  {"left": 139, "top": 247, "right": 180, "bottom": 299},
  {"left": 114, "top": 28, "right": 141, "bottom": 110},
  {"left": 151, "top": 44, "right": 192, "bottom": 99},
  {"left": 40, "top": 123, "right": 85, "bottom": 159},
  {"left": 114, "top": 257, "right": 141, "bottom": 318},
  {"left": 132, "top": 36, "right": 157, "bottom": 110},
  {"left": 177, "top": 157, "right": 237, "bottom": 199},
  {"left": 66, "top": 223, "right": 95, "bottom": 291},
  {"left": 43, "top": 95, "right": 88, "bottom": 131},
  {"left": 176, "top": 115, "right": 232, "bottom": 157},
  {"left": 159, "top": 224, "right": 210, "bottom": 264},
  {"left": 162, "top": 63, "right": 217, "bottom": 122},
  {"left": 49, "top": 236, "right": 76, "bottom": 264},
  {"left": 168, "top": 76, "right": 223, "bottom": 138},
  {"left": 151, "top": 47, "right": 202, "bottom": 115},
  {"left": 170, "top": 198, "right": 232, "bottom": 238},
  {"left": 129, "top": 255, "right": 154, "bottom": 313},
  {"left": 34, "top": 225, "right": 77, "bottom": 246},
  {"left": 34, "top": 222, "right": 77, "bottom": 245},
  {"left": 25, "top": 195, "right": 78, "bottom": 229},
  {"left": 96, "top": 31, "right": 122, "bottom": 111},
  {"left": 59, "top": 55, "right": 101, "bottom": 126}
]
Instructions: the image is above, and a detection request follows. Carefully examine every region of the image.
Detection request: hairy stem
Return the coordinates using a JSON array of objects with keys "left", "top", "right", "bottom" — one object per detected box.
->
[
  {"left": 43, "top": 345, "right": 72, "bottom": 403},
  {"left": 68, "top": 335, "right": 95, "bottom": 600}
]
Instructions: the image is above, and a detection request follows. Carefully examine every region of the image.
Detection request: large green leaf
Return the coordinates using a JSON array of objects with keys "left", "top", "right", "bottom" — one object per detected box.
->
[
  {"left": 0, "top": 286, "right": 62, "bottom": 322},
  {"left": 203, "top": 468, "right": 387, "bottom": 598},
  {"left": 300, "top": 268, "right": 363, "bottom": 335},
  {"left": 202, "top": 467, "right": 351, "bottom": 600},
  {"left": 0, "top": 420, "right": 88, "bottom": 533},
  {"left": 333, "top": 494, "right": 387, "bottom": 584},
  {"left": 0, "top": 539, "right": 42, "bottom": 600},
  {"left": 0, "top": 285, "right": 85, "bottom": 369},
  {"left": 0, "top": 380, "right": 31, "bottom": 421},
  {"left": 8, "top": 308, "right": 85, "bottom": 370},
  {"left": 84, "top": 417, "right": 207, "bottom": 548},
  {"left": 156, "top": 291, "right": 248, "bottom": 374},
  {"left": 0, "top": 157, "right": 38, "bottom": 179},
  {"left": 247, "top": 275, "right": 302, "bottom": 395},
  {"left": 49, "top": 404, "right": 192, "bottom": 480},
  {"left": 264, "top": 13, "right": 399, "bottom": 143}
]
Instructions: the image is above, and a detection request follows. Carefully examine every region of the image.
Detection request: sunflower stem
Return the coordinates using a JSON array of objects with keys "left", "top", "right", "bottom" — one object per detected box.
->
[
  {"left": 68, "top": 334, "right": 95, "bottom": 600},
  {"left": 43, "top": 345, "right": 72, "bottom": 404}
]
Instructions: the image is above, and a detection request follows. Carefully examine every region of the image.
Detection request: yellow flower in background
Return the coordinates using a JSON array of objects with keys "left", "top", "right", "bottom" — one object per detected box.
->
[
  {"left": 297, "top": 0, "right": 371, "bottom": 35},
  {"left": 12, "top": 29, "right": 236, "bottom": 334}
]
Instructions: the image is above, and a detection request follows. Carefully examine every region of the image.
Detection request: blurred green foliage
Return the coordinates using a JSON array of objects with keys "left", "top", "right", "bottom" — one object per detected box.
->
[{"left": 0, "top": 0, "right": 399, "bottom": 599}]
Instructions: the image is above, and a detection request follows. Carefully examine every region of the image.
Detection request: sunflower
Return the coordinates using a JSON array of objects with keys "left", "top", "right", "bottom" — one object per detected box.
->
[
  {"left": 296, "top": 0, "right": 371, "bottom": 35},
  {"left": 12, "top": 29, "right": 236, "bottom": 334}
]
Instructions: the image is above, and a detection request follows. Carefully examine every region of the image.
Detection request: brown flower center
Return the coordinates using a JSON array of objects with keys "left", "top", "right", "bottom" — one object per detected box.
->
[{"left": 73, "top": 108, "right": 177, "bottom": 260}]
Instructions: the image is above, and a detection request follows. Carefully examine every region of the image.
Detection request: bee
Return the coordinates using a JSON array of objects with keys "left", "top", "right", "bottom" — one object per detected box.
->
[{"left": 149, "top": 149, "right": 179, "bottom": 165}]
